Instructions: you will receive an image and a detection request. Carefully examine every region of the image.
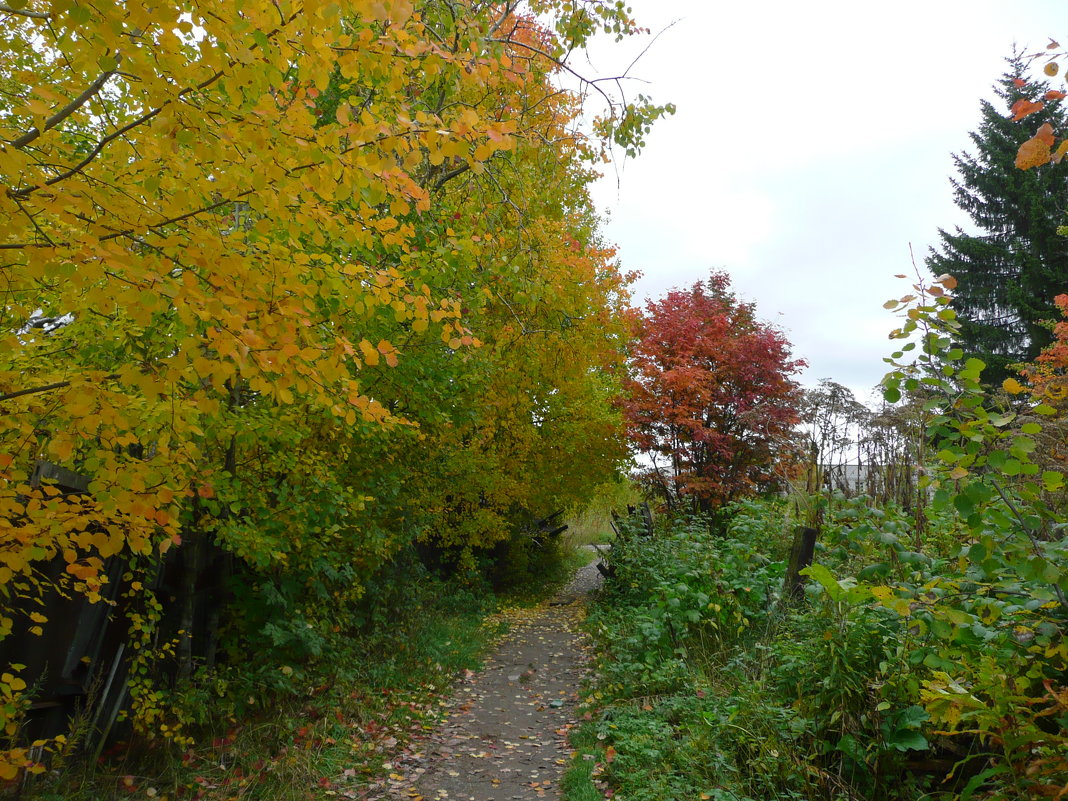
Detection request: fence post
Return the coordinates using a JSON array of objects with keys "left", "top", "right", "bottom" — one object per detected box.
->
[{"left": 783, "top": 526, "right": 818, "bottom": 602}]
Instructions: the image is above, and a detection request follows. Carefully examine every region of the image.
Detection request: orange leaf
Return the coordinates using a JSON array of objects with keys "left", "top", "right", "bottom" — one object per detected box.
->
[
  {"left": 1045, "top": 90, "right": 1067, "bottom": 101},
  {"left": 1016, "top": 123, "right": 1055, "bottom": 170},
  {"left": 1013, "top": 78, "right": 1027, "bottom": 88},
  {"left": 1053, "top": 140, "right": 1068, "bottom": 164},
  {"left": 1011, "top": 99, "right": 1045, "bottom": 121}
]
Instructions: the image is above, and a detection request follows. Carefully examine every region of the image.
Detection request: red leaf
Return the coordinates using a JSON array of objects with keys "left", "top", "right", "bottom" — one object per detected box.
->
[{"left": 1011, "top": 99, "right": 1045, "bottom": 121}]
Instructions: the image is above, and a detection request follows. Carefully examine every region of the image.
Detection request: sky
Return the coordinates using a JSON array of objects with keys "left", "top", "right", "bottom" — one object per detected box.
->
[{"left": 578, "top": 0, "right": 1064, "bottom": 405}]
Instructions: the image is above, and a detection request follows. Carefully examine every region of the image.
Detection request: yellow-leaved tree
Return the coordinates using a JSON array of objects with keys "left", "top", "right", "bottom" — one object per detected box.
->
[{"left": 0, "top": 0, "right": 669, "bottom": 777}]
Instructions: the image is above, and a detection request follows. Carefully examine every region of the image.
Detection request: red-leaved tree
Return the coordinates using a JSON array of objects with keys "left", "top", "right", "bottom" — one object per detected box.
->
[{"left": 623, "top": 272, "right": 806, "bottom": 512}]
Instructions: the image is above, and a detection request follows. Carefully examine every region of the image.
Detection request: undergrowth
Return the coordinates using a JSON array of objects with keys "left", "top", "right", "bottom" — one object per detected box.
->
[
  {"left": 566, "top": 497, "right": 1068, "bottom": 801},
  {"left": 17, "top": 535, "right": 583, "bottom": 801}
]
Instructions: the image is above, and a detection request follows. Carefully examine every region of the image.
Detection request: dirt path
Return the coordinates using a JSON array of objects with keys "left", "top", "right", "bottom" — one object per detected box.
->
[{"left": 363, "top": 559, "right": 604, "bottom": 801}]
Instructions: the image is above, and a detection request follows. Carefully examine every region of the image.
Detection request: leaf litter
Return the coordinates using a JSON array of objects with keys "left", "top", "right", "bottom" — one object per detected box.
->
[{"left": 353, "top": 561, "right": 604, "bottom": 801}]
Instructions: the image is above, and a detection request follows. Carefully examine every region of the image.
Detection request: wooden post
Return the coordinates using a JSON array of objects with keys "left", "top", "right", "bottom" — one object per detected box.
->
[
  {"left": 783, "top": 526, "right": 818, "bottom": 602},
  {"left": 639, "top": 502, "right": 654, "bottom": 536}
]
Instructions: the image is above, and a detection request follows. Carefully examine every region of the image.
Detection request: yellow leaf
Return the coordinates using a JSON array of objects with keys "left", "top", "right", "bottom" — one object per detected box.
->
[
  {"left": 359, "top": 340, "right": 380, "bottom": 367},
  {"left": 1016, "top": 123, "right": 1055, "bottom": 169},
  {"left": 1002, "top": 378, "right": 1026, "bottom": 395}
]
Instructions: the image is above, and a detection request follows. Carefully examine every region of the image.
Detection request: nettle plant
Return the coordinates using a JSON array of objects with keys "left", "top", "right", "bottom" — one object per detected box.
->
[{"left": 877, "top": 273, "right": 1068, "bottom": 794}]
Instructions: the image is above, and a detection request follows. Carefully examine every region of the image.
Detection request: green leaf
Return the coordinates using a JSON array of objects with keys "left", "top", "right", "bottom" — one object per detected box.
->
[
  {"left": 898, "top": 705, "right": 930, "bottom": 728},
  {"left": 1011, "top": 435, "right": 1037, "bottom": 454},
  {"left": 898, "top": 551, "right": 931, "bottom": 566},
  {"left": 953, "top": 494, "right": 975, "bottom": 517},
  {"left": 858, "top": 563, "right": 891, "bottom": 581},
  {"left": 1001, "top": 459, "right": 1022, "bottom": 476},
  {"left": 800, "top": 563, "right": 844, "bottom": 602},
  {"left": 961, "top": 766, "right": 1010, "bottom": 801},
  {"left": 888, "top": 730, "right": 928, "bottom": 752}
]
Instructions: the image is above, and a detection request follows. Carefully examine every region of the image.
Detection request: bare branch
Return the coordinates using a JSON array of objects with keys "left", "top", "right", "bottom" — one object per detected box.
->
[
  {"left": 433, "top": 162, "right": 470, "bottom": 190},
  {"left": 8, "top": 67, "right": 118, "bottom": 150},
  {"left": 5, "top": 7, "right": 302, "bottom": 199},
  {"left": 0, "top": 4, "right": 51, "bottom": 20},
  {"left": 6, "top": 73, "right": 221, "bottom": 200},
  {"left": 0, "top": 375, "right": 120, "bottom": 406},
  {"left": 488, "top": 37, "right": 615, "bottom": 109},
  {"left": 0, "top": 380, "right": 72, "bottom": 404}
]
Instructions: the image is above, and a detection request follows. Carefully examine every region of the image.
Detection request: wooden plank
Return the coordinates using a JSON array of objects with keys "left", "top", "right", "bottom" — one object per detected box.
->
[{"left": 30, "top": 460, "right": 90, "bottom": 494}]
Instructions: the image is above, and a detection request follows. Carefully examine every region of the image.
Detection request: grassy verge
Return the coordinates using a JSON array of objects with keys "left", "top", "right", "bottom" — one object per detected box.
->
[{"left": 559, "top": 721, "right": 602, "bottom": 801}]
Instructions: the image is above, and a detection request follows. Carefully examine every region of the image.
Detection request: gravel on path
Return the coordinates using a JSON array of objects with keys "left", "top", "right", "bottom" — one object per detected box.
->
[{"left": 363, "top": 559, "right": 604, "bottom": 801}]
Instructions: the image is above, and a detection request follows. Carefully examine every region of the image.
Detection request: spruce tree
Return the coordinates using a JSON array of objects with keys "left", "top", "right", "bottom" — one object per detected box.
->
[{"left": 927, "top": 54, "right": 1068, "bottom": 384}]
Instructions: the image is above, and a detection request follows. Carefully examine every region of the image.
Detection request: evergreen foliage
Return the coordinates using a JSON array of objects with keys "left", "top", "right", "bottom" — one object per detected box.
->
[{"left": 926, "top": 54, "right": 1068, "bottom": 383}]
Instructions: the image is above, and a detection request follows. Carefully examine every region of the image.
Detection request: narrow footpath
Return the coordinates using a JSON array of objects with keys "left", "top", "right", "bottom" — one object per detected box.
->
[{"left": 363, "top": 559, "right": 604, "bottom": 801}]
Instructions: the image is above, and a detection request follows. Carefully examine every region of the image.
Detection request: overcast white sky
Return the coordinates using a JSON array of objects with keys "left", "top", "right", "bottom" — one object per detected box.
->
[{"left": 581, "top": 0, "right": 1064, "bottom": 404}]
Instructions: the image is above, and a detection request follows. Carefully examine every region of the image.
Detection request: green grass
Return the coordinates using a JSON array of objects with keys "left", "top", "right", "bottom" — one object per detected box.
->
[
  {"left": 563, "top": 477, "right": 640, "bottom": 549},
  {"left": 560, "top": 722, "right": 603, "bottom": 801}
]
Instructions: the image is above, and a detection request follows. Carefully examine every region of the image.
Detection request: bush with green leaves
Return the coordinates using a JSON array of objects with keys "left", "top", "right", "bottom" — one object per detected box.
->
[{"left": 876, "top": 274, "right": 1068, "bottom": 796}]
